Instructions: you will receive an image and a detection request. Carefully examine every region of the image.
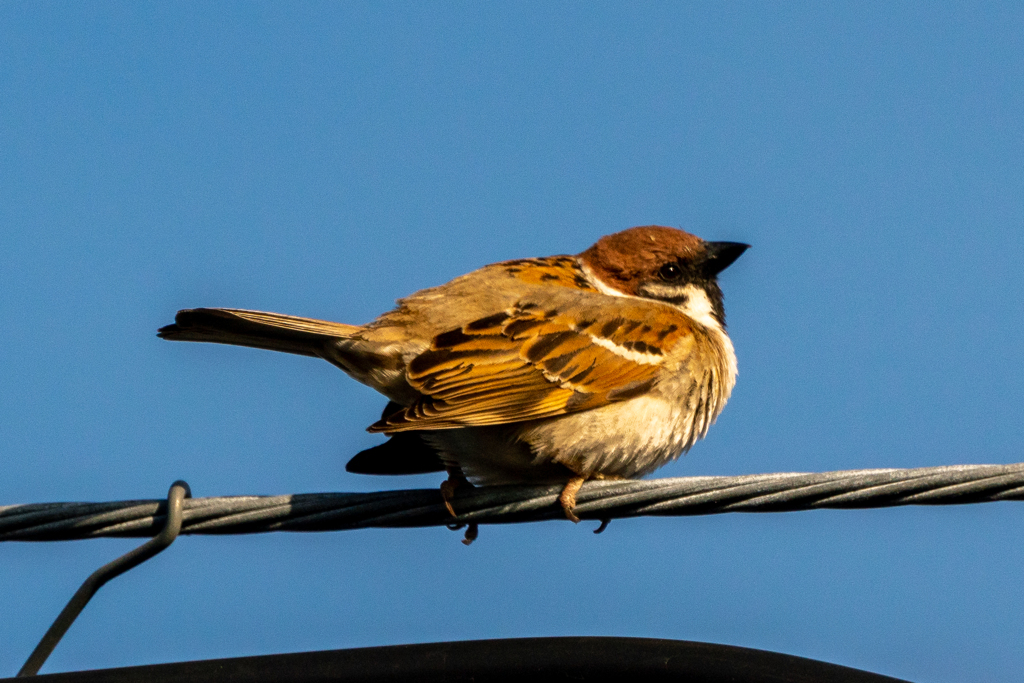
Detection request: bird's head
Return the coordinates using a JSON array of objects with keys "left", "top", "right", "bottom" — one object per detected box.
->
[{"left": 579, "top": 225, "right": 749, "bottom": 329}]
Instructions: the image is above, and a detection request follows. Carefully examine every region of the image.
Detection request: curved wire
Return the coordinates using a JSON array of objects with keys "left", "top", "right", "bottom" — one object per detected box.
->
[{"left": 16, "top": 481, "right": 191, "bottom": 677}]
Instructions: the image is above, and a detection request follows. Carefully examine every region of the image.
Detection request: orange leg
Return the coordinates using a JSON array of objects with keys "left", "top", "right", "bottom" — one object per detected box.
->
[
  {"left": 559, "top": 476, "right": 587, "bottom": 523},
  {"left": 440, "top": 467, "right": 479, "bottom": 544},
  {"left": 440, "top": 467, "right": 470, "bottom": 518}
]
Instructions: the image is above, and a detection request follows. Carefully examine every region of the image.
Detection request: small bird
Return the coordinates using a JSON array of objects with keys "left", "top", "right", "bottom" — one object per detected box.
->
[{"left": 159, "top": 226, "right": 747, "bottom": 524}]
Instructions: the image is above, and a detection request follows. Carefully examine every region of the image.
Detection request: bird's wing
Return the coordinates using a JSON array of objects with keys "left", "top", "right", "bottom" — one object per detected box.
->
[{"left": 370, "top": 299, "right": 696, "bottom": 432}]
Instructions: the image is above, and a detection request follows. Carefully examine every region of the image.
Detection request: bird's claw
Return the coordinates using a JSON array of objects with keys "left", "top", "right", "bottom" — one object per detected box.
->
[
  {"left": 440, "top": 480, "right": 459, "bottom": 517},
  {"left": 559, "top": 476, "right": 586, "bottom": 523}
]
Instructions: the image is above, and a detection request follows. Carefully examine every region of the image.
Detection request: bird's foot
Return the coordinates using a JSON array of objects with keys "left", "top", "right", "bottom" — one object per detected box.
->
[
  {"left": 440, "top": 468, "right": 471, "bottom": 517},
  {"left": 559, "top": 476, "right": 587, "bottom": 523},
  {"left": 440, "top": 468, "right": 479, "bottom": 544}
]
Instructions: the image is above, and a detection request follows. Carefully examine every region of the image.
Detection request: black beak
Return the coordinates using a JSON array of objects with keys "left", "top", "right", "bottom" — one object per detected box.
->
[{"left": 702, "top": 241, "right": 749, "bottom": 276}]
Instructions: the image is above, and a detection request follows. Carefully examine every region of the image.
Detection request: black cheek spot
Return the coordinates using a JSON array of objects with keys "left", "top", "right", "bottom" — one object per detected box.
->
[{"left": 663, "top": 294, "right": 689, "bottom": 306}]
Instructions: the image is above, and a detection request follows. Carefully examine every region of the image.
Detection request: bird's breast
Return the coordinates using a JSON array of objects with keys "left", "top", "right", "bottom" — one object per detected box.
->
[
  {"left": 427, "top": 365, "right": 723, "bottom": 485},
  {"left": 520, "top": 369, "right": 715, "bottom": 478}
]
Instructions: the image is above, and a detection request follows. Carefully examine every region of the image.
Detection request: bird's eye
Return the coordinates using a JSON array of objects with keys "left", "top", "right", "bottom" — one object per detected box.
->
[{"left": 658, "top": 262, "right": 682, "bottom": 281}]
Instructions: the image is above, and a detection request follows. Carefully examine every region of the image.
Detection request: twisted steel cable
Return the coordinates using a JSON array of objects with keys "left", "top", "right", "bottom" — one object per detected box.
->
[{"left": 3, "top": 462, "right": 1023, "bottom": 542}]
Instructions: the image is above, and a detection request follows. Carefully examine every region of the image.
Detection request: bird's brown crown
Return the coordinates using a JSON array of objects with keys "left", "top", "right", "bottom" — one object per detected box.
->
[{"left": 579, "top": 226, "right": 706, "bottom": 296}]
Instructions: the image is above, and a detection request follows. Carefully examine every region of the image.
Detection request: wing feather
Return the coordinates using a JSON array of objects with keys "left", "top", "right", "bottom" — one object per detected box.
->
[{"left": 370, "top": 297, "right": 697, "bottom": 433}]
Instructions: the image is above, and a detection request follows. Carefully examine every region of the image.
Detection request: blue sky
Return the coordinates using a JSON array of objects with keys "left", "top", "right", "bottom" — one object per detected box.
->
[{"left": 1, "top": 2, "right": 1022, "bottom": 681}]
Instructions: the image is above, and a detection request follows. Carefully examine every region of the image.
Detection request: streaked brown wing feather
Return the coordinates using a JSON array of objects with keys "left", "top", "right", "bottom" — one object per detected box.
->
[{"left": 370, "top": 299, "right": 695, "bottom": 432}]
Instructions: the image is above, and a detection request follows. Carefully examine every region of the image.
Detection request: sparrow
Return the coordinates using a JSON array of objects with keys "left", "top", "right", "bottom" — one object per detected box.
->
[{"left": 159, "top": 226, "right": 747, "bottom": 525}]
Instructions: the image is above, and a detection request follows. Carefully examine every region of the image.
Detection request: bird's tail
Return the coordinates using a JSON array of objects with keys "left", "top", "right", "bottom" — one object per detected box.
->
[{"left": 158, "top": 308, "right": 360, "bottom": 357}]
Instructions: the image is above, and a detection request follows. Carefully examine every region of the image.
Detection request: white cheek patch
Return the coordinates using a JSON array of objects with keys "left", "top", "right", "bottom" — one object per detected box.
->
[
  {"left": 675, "top": 285, "right": 720, "bottom": 331},
  {"left": 676, "top": 285, "right": 738, "bottom": 389},
  {"left": 581, "top": 262, "right": 718, "bottom": 327}
]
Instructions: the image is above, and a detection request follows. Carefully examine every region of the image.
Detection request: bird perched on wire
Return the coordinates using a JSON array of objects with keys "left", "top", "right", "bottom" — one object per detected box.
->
[{"left": 159, "top": 226, "right": 747, "bottom": 524}]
